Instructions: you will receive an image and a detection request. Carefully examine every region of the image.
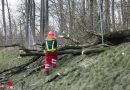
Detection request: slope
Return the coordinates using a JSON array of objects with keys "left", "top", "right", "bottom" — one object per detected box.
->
[{"left": 0, "top": 43, "right": 130, "bottom": 90}]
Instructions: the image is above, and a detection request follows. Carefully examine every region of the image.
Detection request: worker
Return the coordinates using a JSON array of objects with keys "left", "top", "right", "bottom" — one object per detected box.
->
[{"left": 42, "top": 31, "right": 58, "bottom": 75}]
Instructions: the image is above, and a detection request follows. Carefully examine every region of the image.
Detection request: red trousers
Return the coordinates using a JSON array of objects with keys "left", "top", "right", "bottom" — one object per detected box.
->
[
  {"left": 44, "top": 51, "right": 58, "bottom": 73},
  {"left": 0, "top": 85, "right": 6, "bottom": 90}
]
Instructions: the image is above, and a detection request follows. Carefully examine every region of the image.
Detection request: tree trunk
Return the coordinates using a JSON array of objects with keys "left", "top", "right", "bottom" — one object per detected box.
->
[
  {"left": 20, "top": 47, "right": 108, "bottom": 56},
  {"left": 81, "top": 0, "right": 86, "bottom": 27},
  {"left": 1, "top": 0, "right": 7, "bottom": 45},
  {"left": 32, "top": 0, "right": 36, "bottom": 40},
  {"left": 40, "top": 0, "right": 45, "bottom": 39},
  {"left": 6, "top": 0, "right": 12, "bottom": 44},
  {"left": 93, "top": 0, "right": 98, "bottom": 32},
  {"left": 45, "top": 0, "right": 49, "bottom": 37},
  {"left": 111, "top": 0, "right": 115, "bottom": 31},
  {"left": 121, "top": 0, "right": 128, "bottom": 30},
  {"left": 58, "top": 0, "right": 66, "bottom": 34},
  {"left": 105, "top": 0, "right": 110, "bottom": 33},
  {"left": 68, "top": 0, "right": 75, "bottom": 37},
  {"left": 25, "top": 0, "right": 30, "bottom": 47},
  {"left": 13, "top": 20, "right": 18, "bottom": 43},
  {"left": 128, "top": 0, "right": 130, "bottom": 29},
  {"left": 90, "top": 0, "right": 93, "bottom": 31},
  {"left": 19, "top": 20, "right": 24, "bottom": 45}
]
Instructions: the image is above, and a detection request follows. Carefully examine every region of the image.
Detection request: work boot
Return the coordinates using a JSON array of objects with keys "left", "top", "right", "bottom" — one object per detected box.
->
[{"left": 44, "top": 72, "right": 49, "bottom": 76}]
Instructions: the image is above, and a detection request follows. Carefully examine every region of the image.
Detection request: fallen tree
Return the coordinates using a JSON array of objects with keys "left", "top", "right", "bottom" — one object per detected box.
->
[
  {"left": 0, "top": 44, "right": 20, "bottom": 47},
  {"left": 20, "top": 47, "right": 110, "bottom": 57},
  {"left": 0, "top": 56, "right": 42, "bottom": 82},
  {"left": 103, "top": 30, "right": 130, "bottom": 44},
  {"left": 19, "top": 43, "right": 99, "bottom": 54}
]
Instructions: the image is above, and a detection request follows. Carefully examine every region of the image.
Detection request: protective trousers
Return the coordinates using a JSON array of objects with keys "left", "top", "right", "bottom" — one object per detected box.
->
[{"left": 44, "top": 51, "right": 58, "bottom": 74}]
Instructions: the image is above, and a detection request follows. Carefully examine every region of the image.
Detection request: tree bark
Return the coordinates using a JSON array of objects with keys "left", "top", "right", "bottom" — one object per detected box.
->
[
  {"left": 1, "top": 0, "right": 7, "bottom": 45},
  {"left": 40, "top": 0, "right": 45, "bottom": 39},
  {"left": 6, "top": 0, "right": 12, "bottom": 44},
  {"left": 32, "top": 0, "right": 36, "bottom": 38},
  {"left": 121, "top": 0, "right": 128, "bottom": 30},
  {"left": 90, "top": 0, "right": 93, "bottom": 31},
  {"left": 58, "top": 0, "right": 66, "bottom": 34},
  {"left": 111, "top": 0, "right": 115, "bottom": 31},
  {"left": 20, "top": 47, "right": 108, "bottom": 57},
  {"left": 105, "top": 0, "right": 110, "bottom": 33},
  {"left": 25, "top": 0, "right": 30, "bottom": 47},
  {"left": 45, "top": 0, "right": 49, "bottom": 37},
  {"left": 128, "top": 0, "right": 130, "bottom": 29}
]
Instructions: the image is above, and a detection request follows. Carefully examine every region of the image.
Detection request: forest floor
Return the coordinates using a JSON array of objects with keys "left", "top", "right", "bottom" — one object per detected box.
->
[{"left": 0, "top": 42, "right": 130, "bottom": 90}]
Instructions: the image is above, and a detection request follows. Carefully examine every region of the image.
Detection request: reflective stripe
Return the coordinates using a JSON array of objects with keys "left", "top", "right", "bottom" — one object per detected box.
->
[
  {"left": 45, "top": 64, "right": 49, "bottom": 67},
  {"left": 52, "top": 59, "right": 57, "bottom": 64},
  {"left": 52, "top": 62, "right": 56, "bottom": 64},
  {"left": 45, "top": 40, "right": 56, "bottom": 51},
  {"left": 52, "top": 59, "right": 56, "bottom": 61},
  {"left": 45, "top": 67, "right": 49, "bottom": 69},
  {"left": 45, "top": 64, "right": 50, "bottom": 68}
]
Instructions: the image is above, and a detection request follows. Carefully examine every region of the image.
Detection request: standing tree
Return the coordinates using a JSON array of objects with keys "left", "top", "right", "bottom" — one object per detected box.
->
[
  {"left": 45, "top": 0, "right": 49, "bottom": 37},
  {"left": 25, "top": 0, "right": 30, "bottom": 47},
  {"left": 1, "top": 0, "right": 7, "bottom": 44},
  {"left": 40, "top": 0, "right": 45, "bottom": 39},
  {"left": 25, "top": 0, "right": 35, "bottom": 49},
  {"left": 30, "top": 0, "right": 36, "bottom": 40},
  {"left": 6, "top": 0, "right": 13, "bottom": 44},
  {"left": 90, "top": 0, "right": 94, "bottom": 31},
  {"left": 105, "top": 0, "right": 110, "bottom": 33},
  {"left": 111, "top": 0, "right": 115, "bottom": 31},
  {"left": 121, "top": 0, "right": 128, "bottom": 30},
  {"left": 128, "top": 0, "right": 130, "bottom": 29},
  {"left": 58, "top": 0, "right": 67, "bottom": 35},
  {"left": 68, "top": 0, "right": 75, "bottom": 37}
]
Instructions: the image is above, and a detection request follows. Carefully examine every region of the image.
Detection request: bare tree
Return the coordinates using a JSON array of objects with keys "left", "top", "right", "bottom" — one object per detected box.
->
[
  {"left": 25, "top": 0, "right": 30, "bottom": 46},
  {"left": 1, "top": 0, "right": 7, "bottom": 44},
  {"left": 111, "top": 0, "right": 115, "bottom": 31},
  {"left": 68, "top": 0, "right": 75, "bottom": 37},
  {"left": 6, "top": 0, "right": 13, "bottom": 44},
  {"left": 30, "top": 0, "right": 36, "bottom": 39},
  {"left": 58, "top": 0, "right": 66, "bottom": 34},
  {"left": 25, "top": 0, "right": 34, "bottom": 48},
  {"left": 128, "top": 0, "right": 130, "bottom": 29},
  {"left": 105, "top": 0, "right": 110, "bottom": 33},
  {"left": 89, "top": 0, "right": 94, "bottom": 31},
  {"left": 121, "top": 0, "right": 128, "bottom": 30},
  {"left": 40, "top": 0, "right": 45, "bottom": 39},
  {"left": 45, "top": 0, "right": 49, "bottom": 37}
]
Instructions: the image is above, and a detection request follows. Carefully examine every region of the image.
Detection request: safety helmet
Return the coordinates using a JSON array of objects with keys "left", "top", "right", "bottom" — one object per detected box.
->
[{"left": 47, "top": 31, "right": 55, "bottom": 39}]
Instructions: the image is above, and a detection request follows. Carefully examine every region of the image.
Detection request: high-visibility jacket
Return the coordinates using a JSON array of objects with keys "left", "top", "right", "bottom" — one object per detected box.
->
[{"left": 44, "top": 38, "right": 57, "bottom": 52}]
